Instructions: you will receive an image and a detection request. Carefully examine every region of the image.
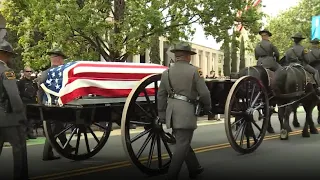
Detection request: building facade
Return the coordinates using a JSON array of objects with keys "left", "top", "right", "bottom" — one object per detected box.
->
[{"left": 121, "top": 37, "right": 255, "bottom": 78}]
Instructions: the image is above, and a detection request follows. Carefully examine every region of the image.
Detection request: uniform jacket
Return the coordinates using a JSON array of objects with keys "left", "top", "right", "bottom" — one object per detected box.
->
[
  {"left": 0, "top": 61, "right": 26, "bottom": 127},
  {"left": 254, "top": 39, "right": 280, "bottom": 61},
  {"left": 285, "top": 44, "right": 308, "bottom": 65},
  {"left": 157, "top": 60, "right": 211, "bottom": 130},
  {"left": 306, "top": 47, "right": 320, "bottom": 64},
  {"left": 17, "top": 77, "right": 38, "bottom": 103}
]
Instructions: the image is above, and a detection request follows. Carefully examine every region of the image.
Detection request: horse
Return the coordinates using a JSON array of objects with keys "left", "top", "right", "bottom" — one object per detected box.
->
[
  {"left": 238, "top": 57, "right": 319, "bottom": 140},
  {"left": 289, "top": 60, "right": 320, "bottom": 128}
]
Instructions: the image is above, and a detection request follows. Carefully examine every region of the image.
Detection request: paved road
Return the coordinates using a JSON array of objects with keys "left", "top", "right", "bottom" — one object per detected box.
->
[{"left": 1, "top": 112, "right": 320, "bottom": 179}]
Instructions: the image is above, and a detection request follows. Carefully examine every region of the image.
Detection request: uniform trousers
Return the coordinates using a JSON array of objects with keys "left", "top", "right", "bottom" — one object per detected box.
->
[
  {"left": 43, "top": 121, "right": 70, "bottom": 158},
  {"left": 167, "top": 129, "right": 200, "bottom": 180},
  {"left": 257, "top": 56, "right": 282, "bottom": 71},
  {"left": 0, "top": 126, "right": 29, "bottom": 179}
]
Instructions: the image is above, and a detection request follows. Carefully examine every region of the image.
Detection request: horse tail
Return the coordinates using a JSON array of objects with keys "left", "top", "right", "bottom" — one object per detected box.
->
[{"left": 273, "top": 66, "right": 306, "bottom": 98}]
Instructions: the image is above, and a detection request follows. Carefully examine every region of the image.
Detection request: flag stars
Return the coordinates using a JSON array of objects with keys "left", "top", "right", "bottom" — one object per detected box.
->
[
  {"left": 55, "top": 78, "right": 59, "bottom": 83},
  {"left": 58, "top": 71, "right": 62, "bottom": 77},
  {"left": 51, "top": 72, "right": 55, "bottom": 77},
  {"left": 46, "top": 79, "right": 52, "bottom": 86},
  {"left": 55, "top": 84, "right": 61, "bottom": 90}
]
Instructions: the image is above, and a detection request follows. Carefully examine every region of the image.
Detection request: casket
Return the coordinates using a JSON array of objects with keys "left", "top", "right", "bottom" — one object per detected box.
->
[{"left": 40, "top": 61, "right": 168, "bottom": 106}]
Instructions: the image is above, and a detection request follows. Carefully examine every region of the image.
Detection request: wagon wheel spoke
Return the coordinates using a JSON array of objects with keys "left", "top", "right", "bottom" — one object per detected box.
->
[
  {"left": 93, "top": 123, "right": 110, "bottom": 131},
  {"left": 135, "top": 102, "right": 154, "bottom": 119},
  {"left": 156, "top": 134, "right": 162, "bottom": 168},
  {"left": 136, "top": 132, "right": 153, "bottom": 159},
  {"left": 87, "top": 126, "right": 100, "bottom": 144},
  {"left": 142, "top": 89, "right": 157, "bottom": 117},
  {"left": 251, "top": 121, "right": 262, "bottom": 132},
  {"left": 250, "top": 92, "right": 261, "bottom": 108},
  {"left": 161, "top": 133, "right": 173, "bottom": 158},
  {"left": 62, "top": 128, "right": 77, "bottom": 149},
  {"left": 131, "top": 128, "right": 152, "bottom": 143},
  {"left": 239, "top": 123, "right": 247, "bottom": 147},
  {"left": 130, "top": 121, "right": 151, "bottom": 126},
  {"left": 245, "top": 82, "right": 251, "bottom": 108},
  {"left": 84, "top": 127, "right": 91, "bottom": 153},
  {"left": 54, "top": 124, "right": 74, "bottom": 139},
  {"left": 75, "top": 128, "right": 81, "bottom": 155},
  {"left": 147, "top": 134, "right": 157, "bottom": 167},
  {"left": 231, "top": 117, "right": 243, "bottom": 128},
  {"left": 234, "top": 121, "right": 246, "bottom": 140}
]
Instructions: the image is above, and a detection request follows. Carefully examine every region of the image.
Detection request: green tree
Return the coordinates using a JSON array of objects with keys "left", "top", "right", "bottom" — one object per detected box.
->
[
  {"left": 149, "top": 36, "right": 161, "bottom": 64},
  {"left": 231, "top": 32, "right": 238, "bottom": 73},
  {"left": 222, "top": 36, "right": 231, "bottom": 76},
  {"left": 1, "top": 0, "right": 200, "bottom": 69},
  {"left": 266, "top": 0, "right": 320, "bottom": 55},
  {"left": 1, "top": 0, "right": 265, "bottom": 70},
  {"left": 239, "top": 35, "right": 246, "bottom": 70}
]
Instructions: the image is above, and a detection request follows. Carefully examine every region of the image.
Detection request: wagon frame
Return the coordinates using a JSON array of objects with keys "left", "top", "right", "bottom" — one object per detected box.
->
[{"left": 26, "top": 69, "right": 272, "bottom": 176}]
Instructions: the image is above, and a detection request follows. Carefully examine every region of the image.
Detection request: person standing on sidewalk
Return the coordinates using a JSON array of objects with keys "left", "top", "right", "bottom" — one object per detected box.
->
[{"left": 17, "top": 66, "right": 38, "bottom": 140}]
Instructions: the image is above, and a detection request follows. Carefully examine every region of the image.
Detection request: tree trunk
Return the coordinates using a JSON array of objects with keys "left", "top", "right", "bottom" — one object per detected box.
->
[
  {"left": 223, "top": 38, "right": 231, "bottom": 77},
  {"left": 239, "top": 36, "right": 246, "bottom": 70},
  {"left": 110, "top": 0, "right": 125, "bottom": 61}
]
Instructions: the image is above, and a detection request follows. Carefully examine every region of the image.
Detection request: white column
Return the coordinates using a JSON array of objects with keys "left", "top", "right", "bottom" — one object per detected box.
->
[
  {"left": 195, "top": 50, "right": 199, "bottom": 67},
  {"left": 215, "top": 53, "right": 220, "bottom": 76},
  {"left": 159, "top": 38, "right": 164, "bottom": 64},
  {"left": 145, "top": 49, "right": 150, "bottom": 63},
  {"left": 132, "top": 55, "right": 140, "bottom": 63},
  {"left": 207, "top": 52, "right": 212, "bottom": 75}
]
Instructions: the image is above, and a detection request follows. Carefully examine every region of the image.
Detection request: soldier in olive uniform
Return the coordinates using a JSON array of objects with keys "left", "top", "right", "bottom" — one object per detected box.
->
[
  {"left": 38, "top": 48, "right": 75, "bottom": 161},
  {"left": 0, "top": 40, "right": 29, "bottom": 179},
  {"left": 157, "top": 43, "right": 212, "bottom": 180},
  {"left": 254, "top": 29, "right": 281, "bottom": 71},
  {"left": 306, "top": 38, "right": 320, "bottom": 64},
  {"left": 285, "top": 33, "right": 320, "bottom": 94}
]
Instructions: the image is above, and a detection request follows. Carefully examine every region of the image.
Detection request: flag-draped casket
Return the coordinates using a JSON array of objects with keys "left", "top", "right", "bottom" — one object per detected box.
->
[{"left": 40, "top": 61, "right": 168, "bottom": 106}]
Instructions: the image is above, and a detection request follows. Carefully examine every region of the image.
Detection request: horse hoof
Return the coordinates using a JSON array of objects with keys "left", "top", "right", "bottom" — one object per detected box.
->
[
  {"left": 280, "top": 129, "right": 288, "bottom": 140},
  {"left": 302, "top": 132, "right": 310, "bottom": 137},
  {"left": 310, "top": 128, "right": 319, "bottom": 134},
  {"left": 292, "top": 123, "right": 300, "bottom": 128}
]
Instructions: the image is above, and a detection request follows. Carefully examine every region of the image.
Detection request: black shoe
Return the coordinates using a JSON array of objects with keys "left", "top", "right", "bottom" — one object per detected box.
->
[
  {"left": 43, "top": 155, "right": 61, "bottom": 161},
  {"left": 189, "top": 166, "right": 204, "bottom": 179},
  {"left": 27, "top": 134, "right": 37, "bottom": 139}
]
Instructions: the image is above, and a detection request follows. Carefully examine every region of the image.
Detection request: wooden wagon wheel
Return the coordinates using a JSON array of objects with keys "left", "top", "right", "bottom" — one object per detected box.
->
[
  {"left": 43, "top": 119, "right": 112, "bottom": 161},
  {"left": 121, "top": 74, "right": 175, "bottom": 176},
  {"left": 225, "top": 76, "right": 270, "bottom": 154}
]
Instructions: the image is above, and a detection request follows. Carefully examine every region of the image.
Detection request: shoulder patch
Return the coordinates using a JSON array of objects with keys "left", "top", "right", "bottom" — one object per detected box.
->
[
  {"left": 304, "top": 49, "right": 309, "bottom": 54},
  {"left": 4, "top": 70, "right": 16, "bottom": 80},
  {"left": 197, "top": 68, "right": 203, "bottom": 77}
]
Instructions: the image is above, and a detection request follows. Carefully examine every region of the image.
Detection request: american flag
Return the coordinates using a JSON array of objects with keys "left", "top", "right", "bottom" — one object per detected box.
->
[{"left": 40, "top": 61, "right": 168, "bottom": 106}]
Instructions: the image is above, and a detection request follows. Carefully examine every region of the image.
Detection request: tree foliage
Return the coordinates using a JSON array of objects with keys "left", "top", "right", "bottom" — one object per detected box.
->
[
  {"left": 149, "top": 36, "right": 161, "bottom": 64},
  {"left": 231, "top": 32, "right": 238, "bottom": 72},
  {"left": 222, "top": 36, "right": 230, "bottom": 76},
  {"left": 266, "top": 0, "right": 320, "bottom": 56},
  {"left": 239, "top": 35, "right": 246, "bottom": 70},
  {"left": 1, "top": 0, "right": 264, "bottom": 70}
]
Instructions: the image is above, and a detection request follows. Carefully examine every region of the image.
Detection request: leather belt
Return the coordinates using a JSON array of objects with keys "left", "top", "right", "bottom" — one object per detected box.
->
[{"left": 168, "top": 93, "right": 197, "bottom": 105}]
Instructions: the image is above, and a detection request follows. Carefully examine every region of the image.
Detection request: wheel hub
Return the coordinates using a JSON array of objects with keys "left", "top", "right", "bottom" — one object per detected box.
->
[{"left": 246, "top": 108, "right": 260, "bottom": 122}]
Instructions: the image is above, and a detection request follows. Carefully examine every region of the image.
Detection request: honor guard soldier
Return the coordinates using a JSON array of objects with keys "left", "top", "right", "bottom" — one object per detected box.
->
[
  {"left": 38, "top": 48, "right": 75, "bottom": 161},
  {"left": 306, "top": 38, "right": 320, "bottom": 64},
  {"left": 254, "top": 29, "right": 281, "bottom": 71},
  {"left": 157, "top": 42, "right": 212, "bottom": 180},
  {"left": 285, "top": 33, "right": 320, "bottom": 95},
  {"left": 17, "top": 66, "right": 38, "bottom": 139},
  {"left": 0, "top": 40, "right": 29, "bottom": 179}
]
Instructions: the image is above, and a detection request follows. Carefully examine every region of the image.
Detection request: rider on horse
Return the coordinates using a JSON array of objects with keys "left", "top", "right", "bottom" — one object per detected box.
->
[
  {"left": 284, "top": 33, "right": 320, "bottom": 97},
  {"left": 254, "top": 29, "right": 281, "bottom": 71},
  {"left": 306, "top": 38, "right": 320, "bottom": 64}
]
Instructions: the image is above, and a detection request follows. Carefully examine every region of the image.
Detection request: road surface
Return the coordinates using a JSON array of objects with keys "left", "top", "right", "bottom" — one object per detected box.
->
[{"left": 1, "top": 112, "right": 320, "bottom": 179}]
